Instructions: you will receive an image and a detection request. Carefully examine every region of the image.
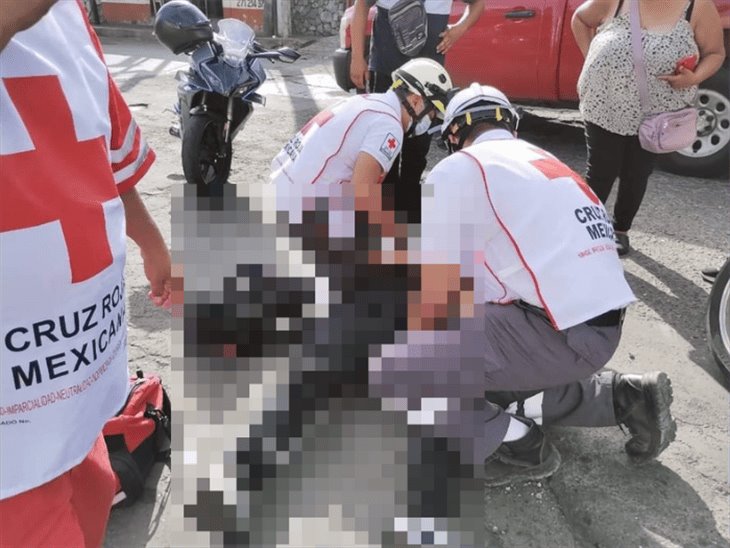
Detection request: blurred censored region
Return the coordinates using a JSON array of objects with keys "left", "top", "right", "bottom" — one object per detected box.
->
[{"left": 170, "top": 180, "right": 486, "bottom": 547}]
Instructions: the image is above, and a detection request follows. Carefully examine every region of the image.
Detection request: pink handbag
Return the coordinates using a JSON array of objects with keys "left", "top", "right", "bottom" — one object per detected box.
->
[{"left": 629, "top": 0, "right": 698, "bottom": 154}]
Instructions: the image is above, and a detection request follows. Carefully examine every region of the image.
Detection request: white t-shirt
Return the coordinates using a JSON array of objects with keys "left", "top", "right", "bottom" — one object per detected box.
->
[
  {"left": 420, "top": 129, "right": 636, "bottom": 330},
  {"left": 0, "top": 1, "right": 154, "bottom": 499},
  {"left": 270, "top": 90, "right": 403, "bottom": 238}
]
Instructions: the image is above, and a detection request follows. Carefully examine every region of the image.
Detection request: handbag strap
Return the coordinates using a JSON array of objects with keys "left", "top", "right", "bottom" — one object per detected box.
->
[{"left": 628, "top": 0, "right": 651, "bottom": 114}]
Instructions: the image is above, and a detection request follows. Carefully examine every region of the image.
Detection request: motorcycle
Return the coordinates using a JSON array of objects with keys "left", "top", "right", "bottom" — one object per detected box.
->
[
  {"left": 706, "top": 257, "right": 730, "bottom": 380},
  {"left": 154, "top": 3, "right": 300, "bottom": 188}
]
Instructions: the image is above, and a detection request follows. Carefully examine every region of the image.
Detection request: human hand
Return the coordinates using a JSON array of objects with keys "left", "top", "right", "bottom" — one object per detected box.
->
[
  {"left": 350, "top": 55, "right": 369, "bottom": 90},
  {"left": 436, "top": 24, "right": 467, "bottom": 54},
  {"left": 658, "top": 66, "right": 699, "bottom": 89},
  {"left": 142, "top": 248, "right": 172, "bottom": 310}
]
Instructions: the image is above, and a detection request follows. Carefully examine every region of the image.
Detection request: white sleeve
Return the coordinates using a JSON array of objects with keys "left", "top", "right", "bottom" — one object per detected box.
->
[
  {"left": 419, "top": 155, "right": 487, "bottom": 276},
  {"left": 358, "top": 115, "right": 404, "bottom": 173}
]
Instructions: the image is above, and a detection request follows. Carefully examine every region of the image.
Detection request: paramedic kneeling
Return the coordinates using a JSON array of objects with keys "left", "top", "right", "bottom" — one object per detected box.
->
[{"left": 417, "top": 83, "right": 677, "bottom": 486}]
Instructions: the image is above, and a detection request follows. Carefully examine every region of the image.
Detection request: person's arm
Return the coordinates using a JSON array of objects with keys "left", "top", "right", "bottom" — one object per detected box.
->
[
  {"left": 350, "top": 0, "right": 371, "bottom": 90},
  {"left": 571, "top": 0, "right": 616, "bottom": 58},
  {"left": 408, "top": 264, "right": 474, "bottom": 331},
  {"left": 120, "top": 188, "right": 172, "bottom": 308},
  {"left": 436, "top": 0, "right": 486, "bottom": 55},
  {"left": 406, "top": 162, "right": 481, "bottom": 330},
  {"left": 659, "top": 0, "right": 725, "bottom": 89},
  {"left": 0, "top": 0, "right": 58, "bottom": 51},
  {"left": 351, "top": 151, "right": 403, "bottom": 237}
]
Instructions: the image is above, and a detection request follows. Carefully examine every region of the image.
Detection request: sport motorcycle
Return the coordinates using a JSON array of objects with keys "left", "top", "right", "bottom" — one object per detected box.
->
[{"left": 154, "top": 1, "right": 300, "bottom": 187}]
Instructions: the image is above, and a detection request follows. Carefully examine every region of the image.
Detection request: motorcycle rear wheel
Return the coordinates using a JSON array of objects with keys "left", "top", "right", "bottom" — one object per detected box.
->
[
  {"left": 707, "top": 257, "right": 730, "bottom": 379},
  {"left": 181, "top": 115, "right": 232, "bottom": 187}
]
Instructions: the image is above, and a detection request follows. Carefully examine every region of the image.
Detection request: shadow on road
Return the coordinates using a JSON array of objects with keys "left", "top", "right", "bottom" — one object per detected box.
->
[
  {"left": 111, "top": 55, "right": 181, "bottom": 93},
  {"left": 103, "top": 463, "right": 170, "bottom": 547},
  {"left": 519, "top": 114, "right": 584, "bottom": 144},
  {"left": 625, "top": 249, "right": 727, "bottom": 389},
  {"left": 547, "top": 428, "right": 727, "bottom": 548},
  {"left": 278, "top": 65, "right": 322, "bottom": 133},
  {"left": 103, "top": 38, "right": 184, "bottom": 94}
]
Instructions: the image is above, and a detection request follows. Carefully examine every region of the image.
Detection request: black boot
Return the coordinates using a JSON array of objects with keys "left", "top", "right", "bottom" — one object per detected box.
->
[
  {"left": 613, "top": 371, "right": 677, "bottom": 464},
  {"left": 484, "top": 419, "right": 561, "bottom": 487}
]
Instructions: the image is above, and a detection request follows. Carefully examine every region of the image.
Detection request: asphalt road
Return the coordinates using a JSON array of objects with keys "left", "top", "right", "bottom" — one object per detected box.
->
[{"left": 101, "top": 32, "right": 729, "bottom": 548}]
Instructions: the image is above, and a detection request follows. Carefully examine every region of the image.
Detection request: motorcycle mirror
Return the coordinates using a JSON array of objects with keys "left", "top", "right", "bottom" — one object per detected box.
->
[{"left": 276, "top": 47, "right": 301, "bottom": 63}]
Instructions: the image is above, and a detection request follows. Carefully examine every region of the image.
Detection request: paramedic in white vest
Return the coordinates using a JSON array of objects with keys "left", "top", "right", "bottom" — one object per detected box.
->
[
  {"left": 0, "top": 1, "right": 171, "bottom": 545},
  {"left": 417, "top": 84, "right": 677, "bottom": 485},
  {"left": 270, "top": 57, "right": 452, "bottom": 236}
]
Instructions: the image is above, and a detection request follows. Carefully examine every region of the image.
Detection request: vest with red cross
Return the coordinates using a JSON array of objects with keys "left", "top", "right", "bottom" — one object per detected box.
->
[
  {"left": 0, "top": 1, "right": 155, "bottom": 499},
  {"left": 269, "top": 90, "right": 403, "bottom": 237},
  {"left": 420, "top": 129, "right": 636, "bottom": 330}
]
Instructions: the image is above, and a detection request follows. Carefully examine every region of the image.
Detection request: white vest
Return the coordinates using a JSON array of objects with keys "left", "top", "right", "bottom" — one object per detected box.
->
[
  {"left": 421, "top": 130, "right": 636, "bottom": 330},
  {"left": 0, "top": 2, "right": 149, "bottom": 498},
  {"left": 270, "top": 91, "right": 403, "bottom": 237}
]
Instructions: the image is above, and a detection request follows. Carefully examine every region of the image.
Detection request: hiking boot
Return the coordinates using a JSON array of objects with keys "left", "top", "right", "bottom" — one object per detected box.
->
[
  {"left": 484, "top": 419, "right": 561, "bottom": 487},
  {"left": 613, "top": 371, "right": 677, "bottom": 464},
  {"left": 614, "top": 231, "right": 630, "bottom": 256}
]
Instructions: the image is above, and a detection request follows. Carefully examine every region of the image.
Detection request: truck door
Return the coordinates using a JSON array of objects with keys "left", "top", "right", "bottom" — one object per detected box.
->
[{"left": 446, "top": 0, "right": 553, "bottom": 102}]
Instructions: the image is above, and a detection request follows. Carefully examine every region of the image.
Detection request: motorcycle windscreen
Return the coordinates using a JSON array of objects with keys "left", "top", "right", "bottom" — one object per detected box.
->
[{"left": 216, "top": 19, "right": 255, "bottom": 61}]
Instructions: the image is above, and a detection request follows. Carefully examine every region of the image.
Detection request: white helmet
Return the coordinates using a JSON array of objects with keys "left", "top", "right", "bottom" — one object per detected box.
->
[
  {"left": 441, "top": 83, "right": 520, "bottom": 152},
  {"left": 391, "top": 58, "right": 453, "bottom": 116}
]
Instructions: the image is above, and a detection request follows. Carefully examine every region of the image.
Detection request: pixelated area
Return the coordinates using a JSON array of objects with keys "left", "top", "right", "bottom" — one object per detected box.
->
[{"left": 170, "top": 178, "right": 487, "bottom": 547}]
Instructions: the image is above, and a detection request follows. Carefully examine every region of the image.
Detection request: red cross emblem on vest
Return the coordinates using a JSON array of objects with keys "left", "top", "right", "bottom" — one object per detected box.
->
[
  {"left": 387, "top": 137, "right": 398, "bottom": 150},
  {"left": 0, "top": 75, "right": 119, "bottom": 283},
  {"left": 529, "top": 148, "right": 600, "bottom": 205}
]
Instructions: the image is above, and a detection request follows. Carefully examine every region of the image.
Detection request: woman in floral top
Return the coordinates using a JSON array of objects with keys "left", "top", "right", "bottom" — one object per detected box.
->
[{"left": 572, "top": 0, "right": 724, "bottom": 256}]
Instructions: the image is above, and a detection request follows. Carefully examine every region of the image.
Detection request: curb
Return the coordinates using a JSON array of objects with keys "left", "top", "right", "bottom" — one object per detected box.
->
[{"left": 93, "top": 24, "right": 317, "bottom": 50}]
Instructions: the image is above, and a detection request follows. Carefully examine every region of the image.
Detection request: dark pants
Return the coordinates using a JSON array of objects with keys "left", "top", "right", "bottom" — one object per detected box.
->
[
  {"left": 482, "top": 303, "right": 622, "bottom": 455},
  {"left": 371, "top": 71, "right": 432, "bottom": 224},
  {"left": 584, "top": 121, "right": 657, "bottom": 232},
  {"left": 371, "top": 301, "right": 623, "bottom": 460}
]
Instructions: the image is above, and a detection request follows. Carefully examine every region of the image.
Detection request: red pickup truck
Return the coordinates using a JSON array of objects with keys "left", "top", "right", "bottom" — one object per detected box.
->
[{"left": 333, "top": 0, "right": 730, "bottom": 177}]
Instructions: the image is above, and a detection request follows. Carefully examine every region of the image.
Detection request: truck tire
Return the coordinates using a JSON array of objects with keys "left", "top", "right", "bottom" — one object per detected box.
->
[
  {"left": 707, "top": 257, "right": 730, "bottom": 381},
  {"left": 181, "top": 114, "right": 232, "bottom": 188},
  {"left": 659, "top": 67, "right": 729, "bottom": 178}
]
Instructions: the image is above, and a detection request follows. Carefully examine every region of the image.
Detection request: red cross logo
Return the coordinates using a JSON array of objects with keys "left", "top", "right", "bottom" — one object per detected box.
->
[
  {"left": 529, "top": 148, "right": 599, "bottom": 205},
  {"left": 301, "top": 109, "right": 335, "bottom": 136},
  {"left": 0, "top": 75, "right": 119, "bottom": 283},
  {"left": 387, "top": 137, "right": 398, "bottom": 150}
]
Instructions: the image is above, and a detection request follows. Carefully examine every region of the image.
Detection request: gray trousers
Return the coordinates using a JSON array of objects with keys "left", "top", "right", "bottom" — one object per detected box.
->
[
  {"left": 369, "top": 303, "right": 622, "bottom": 463},
  {"left": 483, "top": 303, "right": 622, "bottom": 457}
]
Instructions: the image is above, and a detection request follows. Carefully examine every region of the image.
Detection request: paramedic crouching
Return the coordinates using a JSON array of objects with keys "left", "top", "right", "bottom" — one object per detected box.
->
[{"left": 415, "top": 84, "right": 677, "bottom": 485}]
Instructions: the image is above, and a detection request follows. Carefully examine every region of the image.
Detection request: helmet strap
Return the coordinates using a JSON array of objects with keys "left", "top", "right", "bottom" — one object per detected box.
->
[
  {"left": 395, "top": 88, "right": 432, "bottom": 137},
  {"left": 443, "top": 121, "right": 473, "bottom": 153}
]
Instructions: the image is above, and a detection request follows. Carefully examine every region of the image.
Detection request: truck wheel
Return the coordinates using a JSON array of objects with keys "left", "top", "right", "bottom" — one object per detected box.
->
[
  {"left": 707, "top": 257, "right": 730, "bottom": 381},
  {"left": 181, "top": 114, "right": 232, "bottom": 188},
  {"left": 659, "top": 67, "right": 729, "bottom": 178}
]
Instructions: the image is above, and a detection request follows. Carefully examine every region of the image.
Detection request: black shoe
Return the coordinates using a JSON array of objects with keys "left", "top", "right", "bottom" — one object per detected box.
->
[
  {"left": 613, "top": 371, "right": 677, "bottom": 464},
  {"left": 484, "top": 419, "right": 561, "bottom": 487},
  {"left": 701, "top": 267, "right": 719, "bottom": 285},
  {"left": 614, "top": 232, "right": 630, "bottom": 257}
]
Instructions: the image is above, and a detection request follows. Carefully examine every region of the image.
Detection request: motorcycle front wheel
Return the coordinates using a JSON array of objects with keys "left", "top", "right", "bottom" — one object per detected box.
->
[
  {"left": 181, "top": 114, "right": 232, "bottom": 187},
  {"left": 707, "top": 257, "right": 730, "bottom": 379}
]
